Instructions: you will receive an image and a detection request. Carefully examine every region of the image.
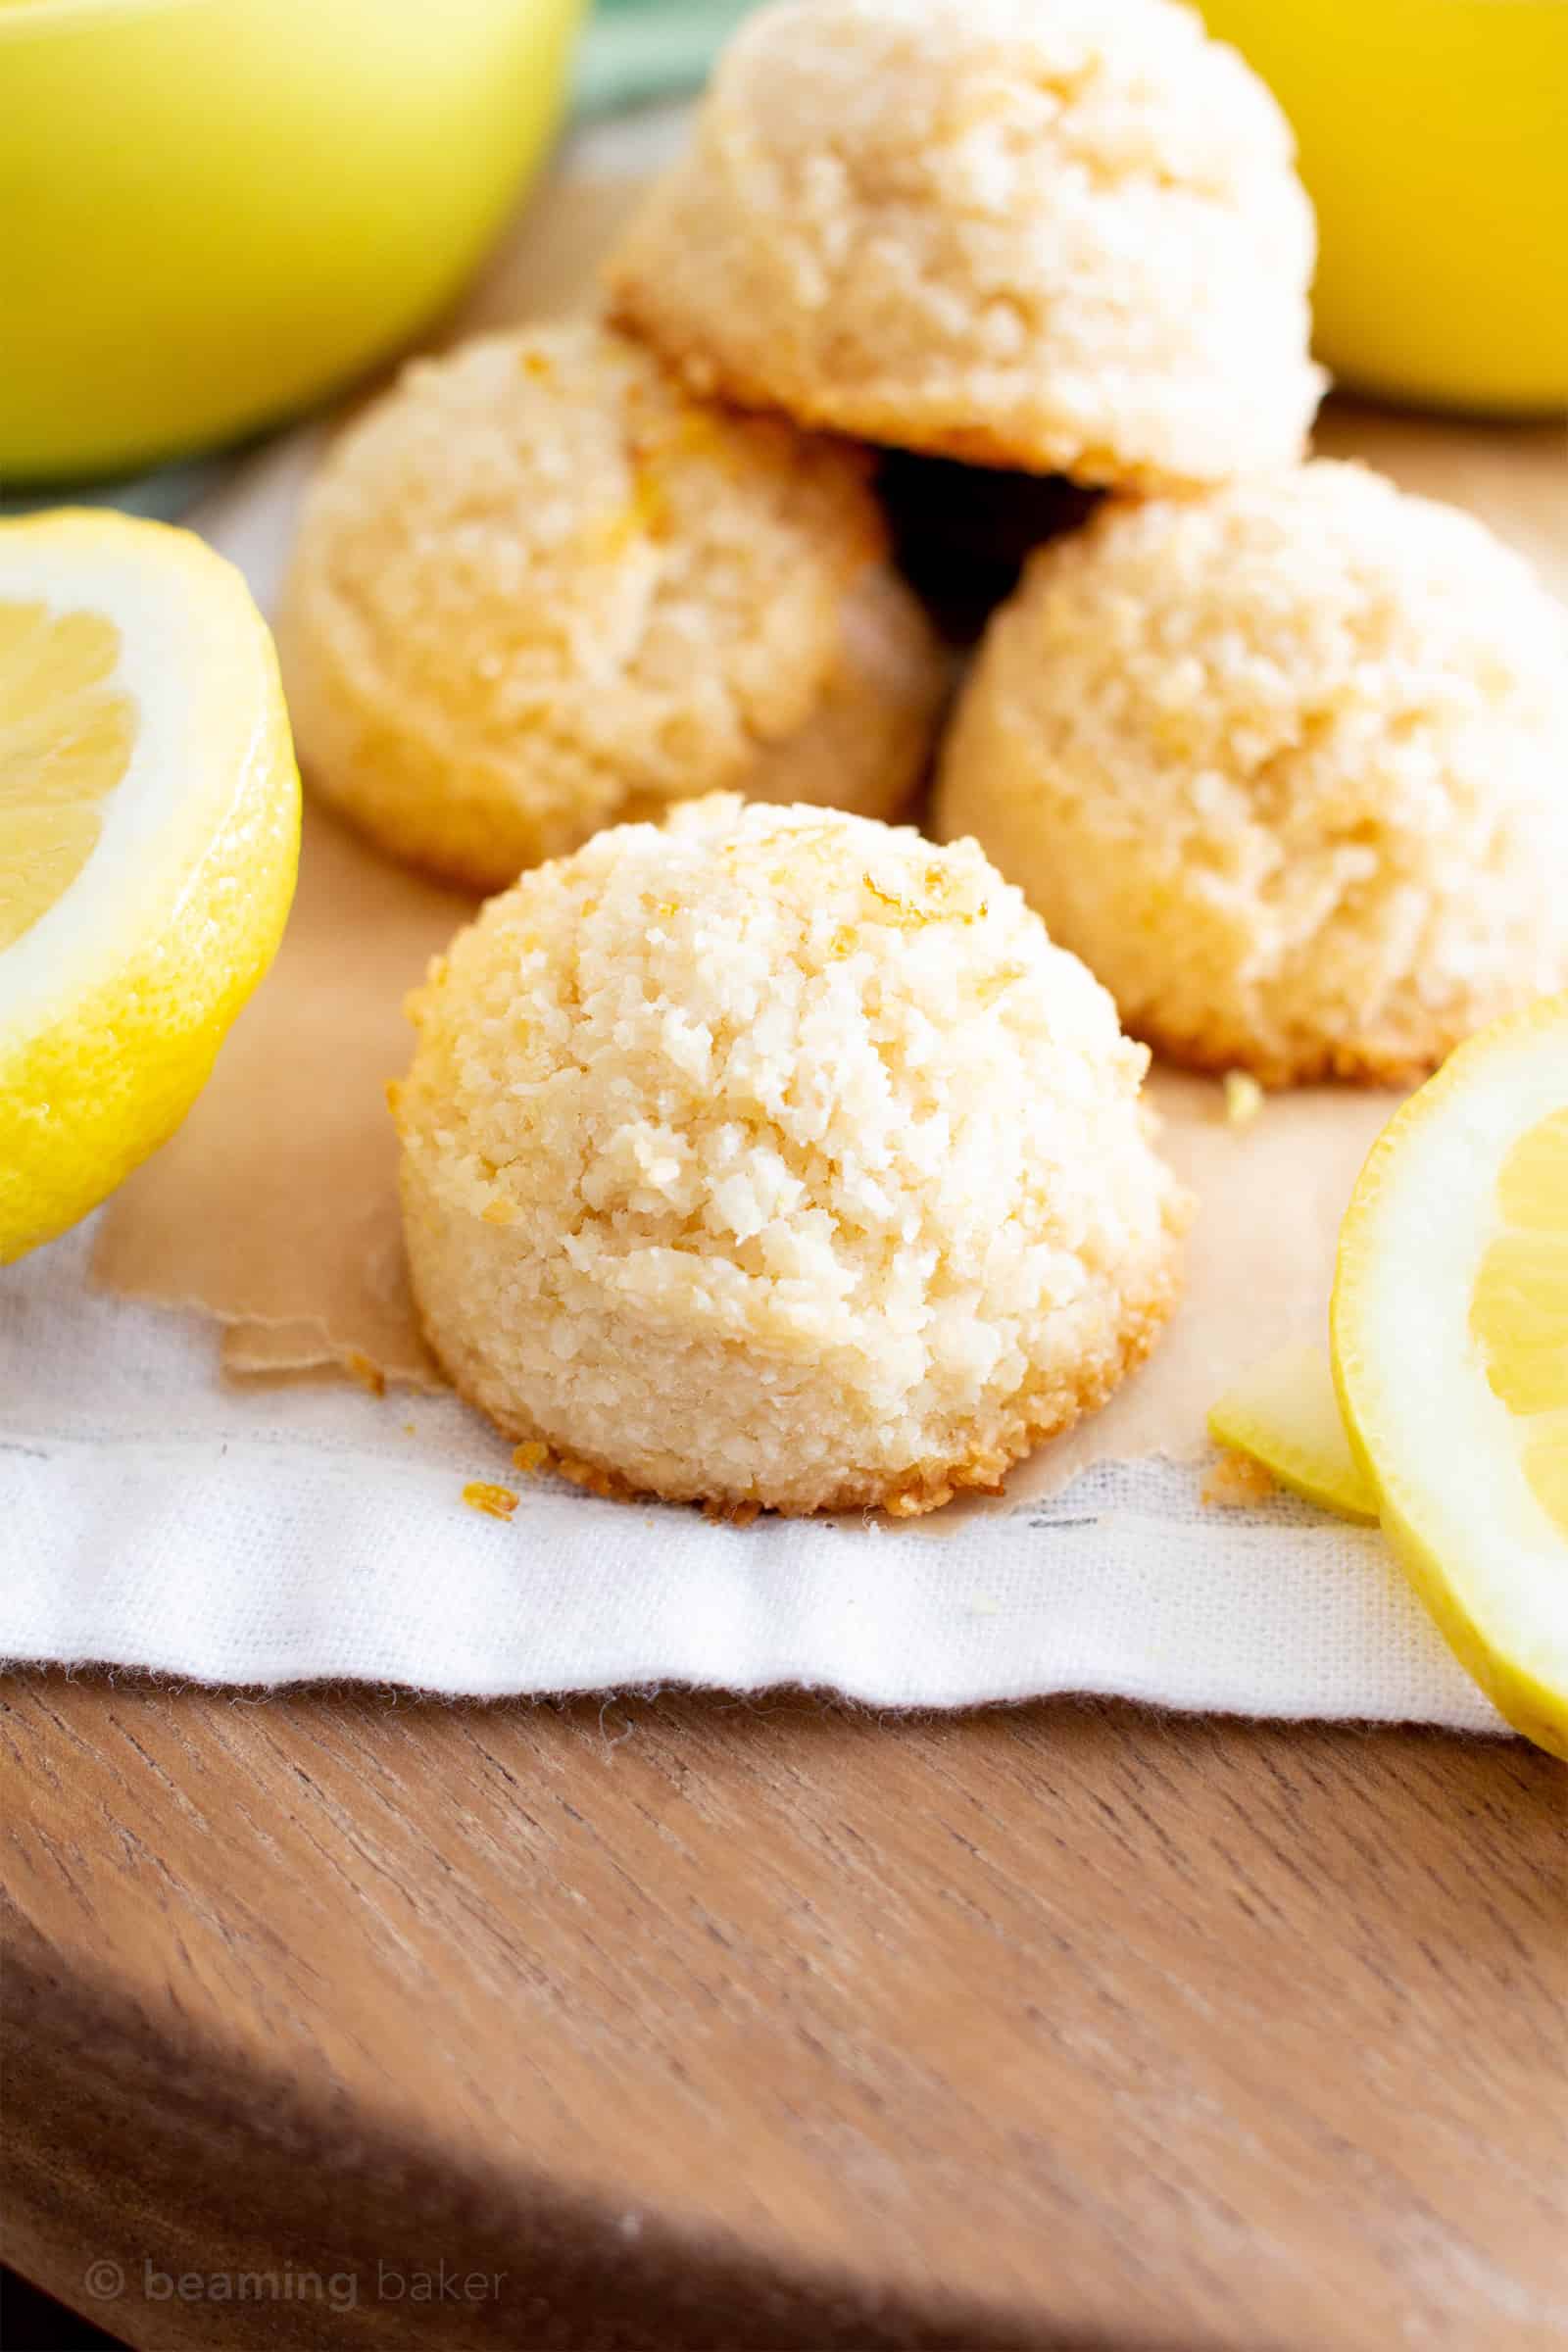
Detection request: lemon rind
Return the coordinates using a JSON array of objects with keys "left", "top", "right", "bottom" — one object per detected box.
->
[
  {"left": 1332, "top": 993, "right": 1568, "bottom": 1759},
  {"left": 0, "top": 510, "right": 300, "bottom": 1262}
]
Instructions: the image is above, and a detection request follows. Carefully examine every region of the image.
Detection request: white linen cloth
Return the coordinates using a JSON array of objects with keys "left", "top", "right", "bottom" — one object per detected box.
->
[{"left": 0, "top": 1218, "right": 1499, "bottom": 1727}]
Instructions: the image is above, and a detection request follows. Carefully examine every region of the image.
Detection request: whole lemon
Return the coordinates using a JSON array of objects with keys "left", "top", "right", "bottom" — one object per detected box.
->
[
  {"left": 1201, "top": 0, "right": 1568, "bottom": 415},
  {"left": 2, "top": 0, "right": 582, "bottom": 483}
]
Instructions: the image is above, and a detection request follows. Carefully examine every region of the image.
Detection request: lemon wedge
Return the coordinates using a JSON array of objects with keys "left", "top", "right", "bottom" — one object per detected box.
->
[
  {"left": 1332, "top": 995, "right": 1568, "bottom": 1758},
  {"left": 0, "top": 510, "right": 298, "bottom": 1263},
  {"left": 1208, "top": 1344, "right": 1378, "bottom": 1524}
]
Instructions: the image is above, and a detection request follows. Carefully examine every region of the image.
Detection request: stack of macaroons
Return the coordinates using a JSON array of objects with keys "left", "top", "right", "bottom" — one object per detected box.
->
[{"left": 279, "top": 0, "right": 1567, "bottom": 1516}]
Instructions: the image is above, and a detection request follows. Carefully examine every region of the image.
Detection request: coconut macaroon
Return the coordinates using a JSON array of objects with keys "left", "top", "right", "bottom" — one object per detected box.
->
[
  {"left": 935, "top": 462, "right": 1568, "bottom": 1088},
  {"left": 604, "top": 0, "right": 1322, "bottom": 490},
  {"left": 395, "top": 796, "right": 1188, "bottom": 1517},
  {"left": 275, "top": 322, "right": 944, "bottom": 892}
]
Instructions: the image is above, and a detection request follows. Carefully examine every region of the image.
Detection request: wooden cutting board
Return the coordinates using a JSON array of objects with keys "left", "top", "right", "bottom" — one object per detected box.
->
[
  {"left": 4, "top": 159, "right": 1567, "bottom": 2352},
  {"left": 3, "top": 1685, "right": 1566, "bottom": 2350}
]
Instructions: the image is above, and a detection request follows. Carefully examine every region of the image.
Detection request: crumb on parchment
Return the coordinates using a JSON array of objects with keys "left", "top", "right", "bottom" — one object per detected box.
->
[
  {"left": 1202, "top": 1449, "right": 1277, "bottom": 1507},
  {"left": 1223, "top": 1070, "right": 1264, "bottom": 1127}
]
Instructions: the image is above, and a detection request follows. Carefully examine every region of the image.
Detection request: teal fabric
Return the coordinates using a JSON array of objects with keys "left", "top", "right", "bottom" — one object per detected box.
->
[
  {"left": 5, "top": 0, "right": 751, "bottom": 519},
  {"left": 575, "top": 0, "right": 754, "bottom": 117},
  {"left": 1, "top": 453, "right": 236, "bottom": 525}
]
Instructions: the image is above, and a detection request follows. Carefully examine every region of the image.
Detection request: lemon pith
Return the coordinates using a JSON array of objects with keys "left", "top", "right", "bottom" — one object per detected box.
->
[
  {"left": 0, "top": 510, "right": 300, "bottom": 1264},
  {"left": 1332, "top": 995, "right": 1568, "bottom": 1760}
]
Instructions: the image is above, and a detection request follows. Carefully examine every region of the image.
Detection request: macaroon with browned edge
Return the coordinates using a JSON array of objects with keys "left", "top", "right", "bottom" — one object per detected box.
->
[
  {"left": 936, "top": 462, "right": 1568, "bottom": 1087},
  {"left": 277, "top": 322, "right": 944, "bottom": 893},
  {"left": 395, "top": 796, "right": 1188, "bottom": 1516},
  {"left": 606, "top": 0, "right": 1322, "bottom": 490}
]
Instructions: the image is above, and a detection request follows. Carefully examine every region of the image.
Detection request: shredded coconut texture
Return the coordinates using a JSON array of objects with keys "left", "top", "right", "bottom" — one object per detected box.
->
[
  {"left": 397, "top": 796, "right": 1188, "bottom": 1516},
  {"left": 936, "top": 462, "right": 1568, "bottom": 1087},
  {"left": 276, "top": 323, "right": 944, "bottom": 891},
  {"left": 605, "top": 0, "right": 1322, "bottom": 488}
]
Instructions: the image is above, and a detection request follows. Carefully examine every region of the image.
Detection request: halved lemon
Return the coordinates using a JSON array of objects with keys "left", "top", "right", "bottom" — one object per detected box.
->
[
  {"left": 0, "top": 510, "right": 299, "bottom": 1264},
  {"left": 1333, "top": 996, "right": 1568, "bottom": 1759},
  {"left": 1209, "top": 1344, "right": 1378, "bottom": 1524}
]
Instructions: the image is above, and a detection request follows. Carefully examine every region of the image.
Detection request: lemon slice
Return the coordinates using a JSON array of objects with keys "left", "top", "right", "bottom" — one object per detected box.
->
[
  {"left": 1332, "top": 995, "right": 1568, "bottom": 1758},
  {"left": 1208, "top": 1344, "right": 1378, "bottom": 1523},
  {"left": 0, "top": 510, "right": 299, "bottom": 1263}
]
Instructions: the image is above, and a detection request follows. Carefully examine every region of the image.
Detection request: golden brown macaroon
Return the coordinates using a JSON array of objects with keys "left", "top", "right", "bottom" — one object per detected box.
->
[
  {"left": 935, "top": 462, "right": 1568, "bottom": 1087},
  {"left": 605, "top": 0, "right": 1322, "bottom": 490},
  {"left": 396, "top": 795, "right": 1189, "bottom": 1517},
  {"left": 276, "top": 322, "right": 945, "bottom": 891}
]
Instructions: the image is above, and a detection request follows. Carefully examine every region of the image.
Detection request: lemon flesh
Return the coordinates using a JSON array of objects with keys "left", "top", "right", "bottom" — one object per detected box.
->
[
  {"left": 1208, "top": 1344, "right": 1378, "bottom": 1524},
  {"left": 1, "top": 602, "right": 136, "bottom": 950},
  {"left": 1333, "top": 996, "right": 1568, "bottom": 1759},
  {"left": 1471, "top": 1109, "right": 1568, "bottom": 1538},
  {"left": 0, "top": 510, "right": 299, "bottom": 1263}
]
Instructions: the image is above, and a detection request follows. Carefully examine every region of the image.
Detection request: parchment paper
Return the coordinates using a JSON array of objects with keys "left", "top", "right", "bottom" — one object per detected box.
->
[{"left": 92, "top": 155, "right": 1568, "bottom": 1505}]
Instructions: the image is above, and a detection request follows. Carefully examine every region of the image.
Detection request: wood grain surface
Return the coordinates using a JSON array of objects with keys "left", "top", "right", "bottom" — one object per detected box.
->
[{"left": 3, "top": 1680, "right": 1565, "bottom": 2350}]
